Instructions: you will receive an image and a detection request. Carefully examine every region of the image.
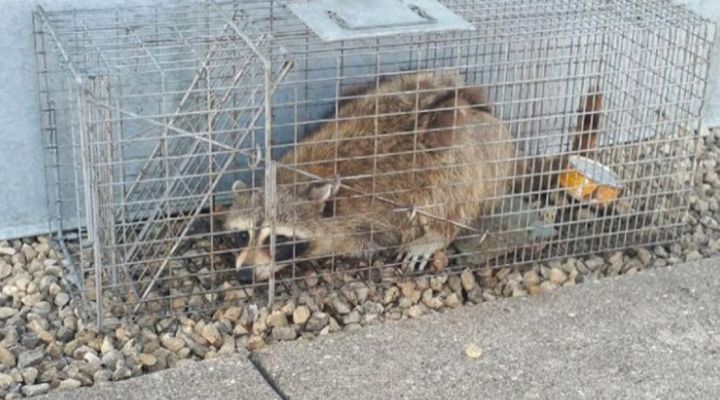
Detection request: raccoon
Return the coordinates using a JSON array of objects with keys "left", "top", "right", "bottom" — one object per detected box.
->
[{"left": 223, "top": 72, "right": 516, "bottom": 281}]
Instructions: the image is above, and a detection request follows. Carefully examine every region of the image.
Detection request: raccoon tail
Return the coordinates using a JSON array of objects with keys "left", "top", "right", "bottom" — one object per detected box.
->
[
  {"left": 512, "top": 85, "right": 604, "bottom": 193},
  {"left": 571, "top": 86, "right": 603, "bottom": 156}
]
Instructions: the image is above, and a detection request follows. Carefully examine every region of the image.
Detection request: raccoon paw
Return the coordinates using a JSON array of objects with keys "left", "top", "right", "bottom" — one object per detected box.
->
[{"left": 396, "top": 240, "right": 446, "bottom": 273}]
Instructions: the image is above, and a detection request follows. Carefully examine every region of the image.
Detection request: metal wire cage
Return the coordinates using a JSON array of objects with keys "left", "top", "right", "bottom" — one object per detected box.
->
[{"left": 34, "top": 0, "right": 715, "bottom": 325}]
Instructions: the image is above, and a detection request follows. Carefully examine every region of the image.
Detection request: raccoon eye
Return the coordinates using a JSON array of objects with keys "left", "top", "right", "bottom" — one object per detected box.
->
[
  {"left": 236, "top": 231, "right": 250, "bottom": 247},
  {"left": 262, "top": 235, "right": 291, "bottom": 245},
  {"left": 261, "top": 235, "right": 309, "bottom": 262}
]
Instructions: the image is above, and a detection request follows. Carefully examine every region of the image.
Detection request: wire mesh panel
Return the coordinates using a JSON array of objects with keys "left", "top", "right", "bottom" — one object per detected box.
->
[{"left": 34, "top": 0, "right": 715, "bottom": 325}]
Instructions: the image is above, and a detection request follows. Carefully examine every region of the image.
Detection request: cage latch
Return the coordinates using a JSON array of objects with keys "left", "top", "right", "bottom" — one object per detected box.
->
[{"left": 325, "top": 3, "right": 436, "bottom": 31}]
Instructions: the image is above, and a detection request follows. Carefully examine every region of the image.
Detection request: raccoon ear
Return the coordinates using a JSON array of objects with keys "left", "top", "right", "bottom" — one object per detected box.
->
[
  {"left": 232, "top": 180, "right": 246, "bottom": 193},
  {"left": 307, "top": 178, "right": 341, "bottom": 204},
  {"left": 231, "top": 180, "right": 250, "bottom": 206}
]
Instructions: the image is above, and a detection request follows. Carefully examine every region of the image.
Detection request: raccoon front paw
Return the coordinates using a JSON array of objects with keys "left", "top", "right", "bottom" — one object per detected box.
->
[{"left": 396, "top": 239, "right": 447, "bottom": 273}]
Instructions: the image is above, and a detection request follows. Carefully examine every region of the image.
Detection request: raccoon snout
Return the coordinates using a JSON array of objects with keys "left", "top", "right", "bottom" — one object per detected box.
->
[
  {"left": 236, "top": 266, "right": 254, "bottom": 283},
  {"left": 234, "top": 251, "right": 249, "bottom": 270}
]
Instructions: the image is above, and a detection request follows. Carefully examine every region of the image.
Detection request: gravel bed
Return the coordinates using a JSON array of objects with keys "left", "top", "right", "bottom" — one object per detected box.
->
[{"left": 1, "top": 131, "right": 719, "bottom": 398}]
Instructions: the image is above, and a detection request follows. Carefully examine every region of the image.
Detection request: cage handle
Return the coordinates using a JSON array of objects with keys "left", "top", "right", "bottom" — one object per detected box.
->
[{"left": 325, "top": 3, "right": 437, "bottom": 31}]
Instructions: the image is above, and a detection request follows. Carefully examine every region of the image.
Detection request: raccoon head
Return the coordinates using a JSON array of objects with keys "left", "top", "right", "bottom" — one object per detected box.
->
[{"left": 222, "top": 179, "right": 340, "bottom": 282}]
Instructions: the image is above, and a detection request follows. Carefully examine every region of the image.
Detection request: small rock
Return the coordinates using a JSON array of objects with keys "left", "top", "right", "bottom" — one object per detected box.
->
[
  {"left": 685, "top": 250, "right": 703, "bottom": 262},
  {"left": 57, "top": 327, "right": 74, "bottom": 342},
  {"left": 22, "top": 367, "right": 38, "bottom": 385},
  {"left": 429, "top": 275, "right": 448, "bottom": 292},
  {"left": 654, "top": 246, "right": 669, "bottom": 258},
  {"left": 0, "top": 247, "right": 16, "bottom": 256},
  {"left": 694, "top": 200, "right": 709, "bottom": 213},
  {"left": 0, "top": 263, "right": 11, "bottom": 280},
  {"left": 21, "top": 293, "right": 43, "bottom": 307},
  {"left": 398, "top": 297, "right": 413, "bottom": 309},
  {"left": 398, "top": 281, "right": 417, "bottom": 299},
  {"left": 138, "top": 353, "right": 157, "bottom": 367},
  {"left": 21, "top": 383, "right": 50, "bottom": 397},
  {"left": 160, "top": 336, "right": 185, "bottom": 352},
  {"left": 0, "top": 307, "right": 15, "bottom": 319},
  {"left": 355, "top": 286, "right": 369, "bottom": 304},
  {"left": 421, "top": 289, "right": 443, "bottom": 310},
  {"left": 328, "top": 317, "right": 341, "bottom": 333},
  {"left": 31, "top": 302, "right": 51, "bottom": 317},
  {"left": 605, "top": 261, "right": 622, "bottom": 277},
  {"left": 466, "top": 287, "right": 484, "bottom": 304},
  {"left": 331, "top": 297, "right": 351, "bottom": 315},
  {"left": 343, "top": 310, "right": 361, "bottom": 325},
  {"left": 201, "top": 324, "right": 222, "bottom": 346},
  {"left": 12, "top": 252, "right": 26, "bottom": 265},
  {"left": 57, "top": 378, "right": 82, "bottom": 391},
  {"left": 539, "top": 281, "right": 559, "bottom": 293},
  {"left": 38, "top": 367, "right": 58, "bottom": 383},
  {"left": 527, "top": 285, "right": 543, "bottom": 296},
  {"left": 279, "top": 301, "right": 296, "bottom": 316},
  {"left": 101, "top": 350, "right": 124, "bottom": 370},
  {"left": 0, "top": 347, "right": 15, "bottom": 368},
  {"left": 362, "top": 301, "right": 383, "bottom": 316},
  {"left": 218, "top": 336, "right": 235, "bottom": 355},
  {"left": 101, "top": 317, "right": 121, "bottom": 330},
  {"left": 292, "top": 306, "right": 311, "bottom": 325},
  {"left": 444, "top": 293, "right": 461, "bottom": 308},
  {"left": 93, "top": 370, "right": 112, "bottom": 383},
  {"left": 448, "top": 275, "right": 463, "bottom": 293},
  {"left": 460, "top": 268, "right": 476, "bottom": 292},
  {"left": 303, "top": 270, "right": 319, "bottom": 287},
  {"left": 464, "top": 343, "right": 483, "bottom": 359},
  {"left": 246, "top": 335, "right": 265, "bottom": 351},
  {"left": 495, "top": 267, "right": 511, "bottom": 281},
  {"left": 576, "top": 208, "right": 595, "bottom": 221},
  {"left": 584, "top": 256, "right": 605, "bottom": 271},
  {"left": 607, "top": 251, "right": 624, "bottom": 267},
  {"left": 633, "top": 247, "right": 653, "bottom": 266},
  {"left": 522, "top": 270, "right": 541, "bottom": 288},
  {"left": 305, "top": 312, "right": 330, "bottom": 332},
  {"left": 271, "top": 326, "right": 298, "bottom": 341},
  {"left": 101, "top": 336, "right": 115, "bottom": 355},
  {"left": 112, "top": 366, "right": 132, "bottom": 381},
  {"left": 223, "top": 307, "right": 243, "bottom": 322},
  {"left": 383, "top": 287, "right": 400, "bottom": 305},
  {"left": 232, "top": 324, "right": 248, "bottom": 337},
  {"left": 430, "top": 250, "right": 448, "bottom": 273},
  {"left": 266, "top": 311, "right": 288, "bottom": 329},
  {"left": 549, "top": 268, "right": 567, "bottom": 285},
  {"left": 340, "top": 286, "right": 357, "bottom": 305},
  {"left": 0, "top": 374, "right": 12, "bottom": 390},
  {"left": 251, "top": 308, "right": 268, "bottom": 336},
  {"left": 408, "top": 304, "right": 426, "bottom": 318},
  {"left": 54, "top": 292, "right": 70, "bottom": 307},
  {"left": 17, "top": 348, "right": 44, "bottom": 369}
]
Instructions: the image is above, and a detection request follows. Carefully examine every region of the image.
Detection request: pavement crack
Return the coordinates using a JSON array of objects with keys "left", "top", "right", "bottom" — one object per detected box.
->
[{"left": 248, "top": 353, "right": 289, "bottom": 400}]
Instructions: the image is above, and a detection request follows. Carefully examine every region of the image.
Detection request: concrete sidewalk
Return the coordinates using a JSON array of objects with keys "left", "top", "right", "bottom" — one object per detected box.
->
[
  {"left": 38, "top": 259, "right": 720, "bottom": 399},
  {"left": 35, "top": 357, "right": 280, "bottom": 400},
  {"left": 258, "top": 258, "right": 720, "bottom": 399}
]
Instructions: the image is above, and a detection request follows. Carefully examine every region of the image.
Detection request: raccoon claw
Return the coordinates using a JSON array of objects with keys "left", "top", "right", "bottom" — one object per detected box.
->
[{"left": 396, "top": 240, "right": 446, "bottom": 273}]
